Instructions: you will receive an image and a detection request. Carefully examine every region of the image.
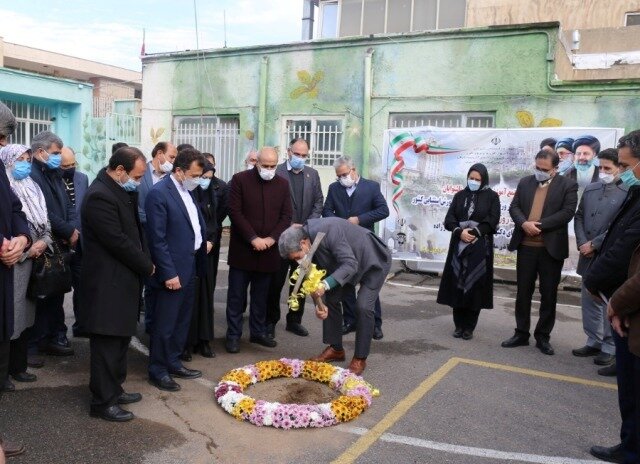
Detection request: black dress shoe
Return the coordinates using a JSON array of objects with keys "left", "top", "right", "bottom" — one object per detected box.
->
[
  {"left": 462, "top": 330, "right": 473, "bottom": 340},
  {"left": 536, "top": 339, "right": 555, "bottom": 355},
  {"left": 169, "top": 367, "right": 202, "bottom": 379},
  {"left": 342, "top": 322, "right": 356, "bottom": 335},
  {"left": 572, "top": 345, "right": 600, "bottom": 357},
  {"left": 373, "top": 326, "right": 384, "bottom": 340},
  {"left": 90, "top": 404, "right": 134, "bottom": 422},
  {"left": 598, "top": 362, "right": 617, "bottom": 377},
  {"left": 501, "top": 334, "right": 529, "bottom": 348},
  {"left": 266, "top": 323, "right": 275, "bottom": 339},
  {"left": 41, "top": 342, "right": 74, "bottom": 357},
  {"left": 149, "top": 376, "right": 181, "bottom": 392},
  {"left": 225, "top": 338, "right": 240, "bottom": 354},
  {"left": 594, "top": 352, "right": 615, "bottom": 366},
  {"left": 197, "top": 341, "right": 216, "bottom": 358},
  {"left": 73, "top": 330, "right": 90, "bottom": 339},
  {"left": 27, "top": 355, "right": 45, "bottom": 368},
  {"left": 1, "top": 378, "right": 15, "bottom": 392},
  {"left": 286, "top": 322, "right": 309, "bottom": 337},
  {"left": 118, "top": 392, "right": 142, "bottom": 404},
  {"left": 453, "top": 328, "right": 463, "bottom": 338},
  {"left": 11, "top": 371, "right": 37, "bottom": 382},
  {"left": 179, "top": 348, "right": 192, "bottom": 362},
  {"left": 589, "top": 443, "right": 624, "bottom": 463},
  {"left": 250, "top": 334, "right": 278, "bottom": 348}
]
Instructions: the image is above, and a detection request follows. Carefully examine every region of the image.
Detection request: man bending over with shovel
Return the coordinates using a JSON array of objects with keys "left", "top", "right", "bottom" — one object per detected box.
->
[{"left": 278, "top": 217, "right": 391, "bottom": 375}]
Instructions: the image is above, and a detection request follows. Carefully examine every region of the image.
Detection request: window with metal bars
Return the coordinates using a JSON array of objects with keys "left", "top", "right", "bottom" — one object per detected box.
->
[
  {"left": 282, "top": 116, "right": 344, "bottom": 167},
  {"left": 172, "top": 115, "right": 240, "bottom": 181},
  {"left": 389, "top": 112, "right": 495, "bottom": 129},
  {"left": 1, "top": 99, "right": 52, "bottom": 146}
]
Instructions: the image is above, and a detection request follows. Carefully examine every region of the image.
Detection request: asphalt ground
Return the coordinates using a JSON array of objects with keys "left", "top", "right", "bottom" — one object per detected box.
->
[{"left": 0, "top": 242, "right": 620, "bottom": 464}]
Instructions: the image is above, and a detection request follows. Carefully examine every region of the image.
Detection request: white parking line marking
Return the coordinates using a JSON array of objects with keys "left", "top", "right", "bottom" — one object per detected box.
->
[{"left": 344, "top": 427, "right": 602, "bottom": 464}]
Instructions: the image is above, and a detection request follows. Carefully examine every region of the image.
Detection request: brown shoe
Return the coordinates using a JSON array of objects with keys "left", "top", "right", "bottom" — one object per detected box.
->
[
  {"left": 348, "top": 357, "right": 367, "bottom": 376},
  {"left": 309, "top": 346, "right": 346, "bottom": 362},
  {"left": 0, "top": 438, "right": 26, "bottom": 458}
]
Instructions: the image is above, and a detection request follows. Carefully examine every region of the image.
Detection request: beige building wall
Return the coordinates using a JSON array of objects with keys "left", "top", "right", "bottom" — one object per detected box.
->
[{"left": 466, "top": 0, "right": 640, "bottom": 29}]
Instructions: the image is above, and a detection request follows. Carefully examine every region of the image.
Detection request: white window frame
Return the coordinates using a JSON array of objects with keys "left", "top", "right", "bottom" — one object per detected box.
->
[
  {"left": 172, "top": 115, "right": 240, "bottom": 181},
  {"left": 281, "top": 115, "right": 345, "bottom": 168},
  {"left": 625, "top": 12, "right": 640, "bottom": 26},
  {"left": 325, "top": 0, "right": 466, "bottom": 36},
  {"left": 389, "top": 111, "right": 495, "bottom": 129},
  {"left": 317, "top": 0, "right": 339, "bottom": 38},
  {"left": 1, "top": 99, "right": 52, "bottom": 146}
]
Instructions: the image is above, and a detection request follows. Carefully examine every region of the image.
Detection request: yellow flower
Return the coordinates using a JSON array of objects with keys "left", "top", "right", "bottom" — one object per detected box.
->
[
  {"left": 232, "top": 397, "right": 256, "bottom": 419},
  {"left": 288, "top": 264, "right": 327, "bottom": 310},
  {"left": 221, "top": 369, "right": 253, "bottom": 389}
]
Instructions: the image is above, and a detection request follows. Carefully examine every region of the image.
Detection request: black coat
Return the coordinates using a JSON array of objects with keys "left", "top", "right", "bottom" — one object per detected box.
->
[
  {"left": 79, "top": 169, "right": 154, "bottom": 337},
  {"left": 196, "top": 177, "right": 228, "bottom": 246},
  {"left": 584, "top": 186, "right": 640, "bottom": 299},
  {"left": 437, "top": 187, "right": 500, "bottom": 311},
  {"left": 0, "top": 161, "right": 30, "bottom": 342},
  {"left": 508, "top": 174, "right": 578, "bottom": 260},
  {"left": 29, "top": 158, "right": 77, "bottom": 241}
]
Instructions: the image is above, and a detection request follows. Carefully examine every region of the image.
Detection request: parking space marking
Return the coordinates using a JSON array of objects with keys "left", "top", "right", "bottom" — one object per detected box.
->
[
  {"left": 344, "top": 427, "right": 602, "bottom": 464},
  {"left": 332, "top": 357, "right": 616, "bottom": 464}
]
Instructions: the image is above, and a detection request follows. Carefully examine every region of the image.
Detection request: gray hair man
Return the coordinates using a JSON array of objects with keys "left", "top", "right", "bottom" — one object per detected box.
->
[
  {"left": 28, "top": 131, "right": 79, "bottom": 357},
  {"left": 278, "top": 217, "right": 391, "bottom": 375}
]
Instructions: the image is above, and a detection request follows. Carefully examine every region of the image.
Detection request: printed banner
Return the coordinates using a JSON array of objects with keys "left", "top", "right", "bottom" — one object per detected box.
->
[{"left": 380, "top": 126, "right": 624, "bottom": 274}]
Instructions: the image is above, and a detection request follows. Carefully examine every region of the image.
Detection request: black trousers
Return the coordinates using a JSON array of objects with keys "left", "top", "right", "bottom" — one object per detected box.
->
[
  {"left": 70, "top": 246, "right": 85, "bottom": 334},
  {"left": 89, "top": 334, "right": 130, "bottom": 409},
  {"left": 514, "top": 245, "right": 563, "bottom": 341},
  {"left": 453, "top": 307, "right": 481, "bottom": 331},
  {"left": 0, "top": 340, "right": 9, "bottom": 399},
  {"left": 342, "top": 285, "right": 383, "bottom": 330},
  {"left": 8, "top": 329, "right": 29, "bottom": 375},
  {"left": 614, "top": 331, "right": 640, "bottom": 463},
  {"left": 266, "top": 258, "right": 305, "bottom": 326},
  {"left": 226, "top": 267, "right": 271, "bottom": 339}
]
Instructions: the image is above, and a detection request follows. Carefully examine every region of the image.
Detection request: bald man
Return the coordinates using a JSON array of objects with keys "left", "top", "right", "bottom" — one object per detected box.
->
[
  {"left": 225, "top": 147, "right": 292, "bottom": 353},
  {"left": 60, "top": 147, "right": 89, "bottom": 338}
]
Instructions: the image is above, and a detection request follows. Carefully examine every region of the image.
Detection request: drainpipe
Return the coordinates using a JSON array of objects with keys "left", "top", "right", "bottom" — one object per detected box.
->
[
  {"left": 258, "top": 55, "right": 268, "bottom": 149},
  {"left": 301, "top": 0, "right": 315, "bottom": 40},
  {"left": 362, "top": 47, "right": 374, "bottom": 178}
]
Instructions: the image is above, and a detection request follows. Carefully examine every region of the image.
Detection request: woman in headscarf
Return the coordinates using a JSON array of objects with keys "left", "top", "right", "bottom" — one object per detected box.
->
[
  {"left": 0, "top": 144, "right": 52, "bottom": 391},
  {"left": 437, "top": 163, "right": 500, "bottom": 340},
  {"left": 555, "top": 138, "right": 575, "bottom": 176},
  {"left": 182, "top": 161, "right": 219, "bottom": 360}
]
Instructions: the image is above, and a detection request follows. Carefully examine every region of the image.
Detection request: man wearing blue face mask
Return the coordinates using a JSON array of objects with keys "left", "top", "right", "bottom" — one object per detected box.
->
[
  {"left": 502, "top": 149, "right": 578, "bottom": 356},
  {"left": 565, "top": 135, "right": 601, "bottom": 192},
  {"left": 27, "top": 131, "right": 78, "bottom": 359},
  {"left": 266, "top": 138, "right": 324, "bottom": 339}
]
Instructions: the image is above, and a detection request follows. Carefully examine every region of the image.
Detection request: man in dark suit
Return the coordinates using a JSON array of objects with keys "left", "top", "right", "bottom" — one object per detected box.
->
[
  {"left": 138, "top": 141, "right": 178, "bottom": 225},
  {"left": 80, "top": 147, "right": 154, "bottom": 422},
  {"left": 0, "top": 102, "right": 30, "bottom": 459},
  {"left": 60, "top": 147, "right": 89, "bottom": 338},
  {"left": 145, "top": 148, "right": 206, "bottom": 392},
  {"left": 266, "top": 138, "right": 323, "bottom": 338},
  {"left": 583, "top": 130, "right": 640, "bottom": 464},
  {"left": 278, "top": 217, "right": 391, "bottom": 375},
  {"left": 323, "top": 155, "right": 389, "bottom": 339},
  {"left": 225, "top": 147, "right": 292, "bottom": 354},
  {"left": 28, "top": 131, "right": 78, "bottom": 357},
  {"left": 502, "top": 149, "right": 578, "bottom": 355}
]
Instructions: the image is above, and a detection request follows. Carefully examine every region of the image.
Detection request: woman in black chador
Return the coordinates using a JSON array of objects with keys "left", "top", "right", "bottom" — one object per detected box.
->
[{"left": 437, "top": 163, "right": 500, "bottom": 340}]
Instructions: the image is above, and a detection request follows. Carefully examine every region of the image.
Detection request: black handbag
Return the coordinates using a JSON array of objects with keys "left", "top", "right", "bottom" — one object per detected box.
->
[{"left": 27, "top": 241, "right": 73, "bottom": 299}]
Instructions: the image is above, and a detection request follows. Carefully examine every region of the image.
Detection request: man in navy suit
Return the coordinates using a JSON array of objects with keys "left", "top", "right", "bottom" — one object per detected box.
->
[
  {"left": 138, "top": 142, "right": 178, "bottom": 226},
  {"left": 322, "top": 155, "right": 389, "bottom": 339},
  {"left": 60, "top": 147, "right": 89, "bottom": 338},
  {"left": 145, "top": 148, "right": 206, "bottom": 392}
]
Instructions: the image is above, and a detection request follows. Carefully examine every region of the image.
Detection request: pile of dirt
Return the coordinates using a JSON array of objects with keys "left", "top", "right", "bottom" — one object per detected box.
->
[{"left": 248, "top": 378, "right": 340, "bottom": 404}]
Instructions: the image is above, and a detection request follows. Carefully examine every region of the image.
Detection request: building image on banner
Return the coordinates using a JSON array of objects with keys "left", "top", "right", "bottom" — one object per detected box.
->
[{"left": 380, "top": 127, "right": 623, "bottom": 274}]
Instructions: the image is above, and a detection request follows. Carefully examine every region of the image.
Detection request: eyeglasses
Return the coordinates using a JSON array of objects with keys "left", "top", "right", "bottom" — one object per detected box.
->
[
  {"left": 61, "top": 162, "right": 78, "bottom": 169},
  {"left": 336, "top": 168, "right": 354, "bottom": 179},
  {"left": 289, "top": 150, "right": 308, "bottom": 158}
]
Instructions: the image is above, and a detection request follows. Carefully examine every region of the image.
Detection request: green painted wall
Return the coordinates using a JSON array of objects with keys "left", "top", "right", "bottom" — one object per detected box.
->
[{"left": 141, "top": 24, "right": 640, "bottom": 182}]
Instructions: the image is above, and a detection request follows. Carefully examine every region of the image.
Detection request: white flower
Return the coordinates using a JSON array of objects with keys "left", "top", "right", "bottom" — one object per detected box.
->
[
  {"left": 263, "top": 414, "right": 273, "bottom": 426},
  {"left": 309, "top": 412, "right": 320, "bottom": 422}
]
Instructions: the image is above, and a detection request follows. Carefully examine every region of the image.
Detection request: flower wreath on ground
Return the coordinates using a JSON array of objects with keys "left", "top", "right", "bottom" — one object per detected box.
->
[{"left": 215, "top": 358, "right": 380, "bottom": 429}]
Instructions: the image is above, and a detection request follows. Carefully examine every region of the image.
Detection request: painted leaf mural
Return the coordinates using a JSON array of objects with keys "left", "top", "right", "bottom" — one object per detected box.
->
[
  {"left": 516, "top": 110, "right": 535, "bottom": 128},
  {"left": 538, "top": 118, "right": 563, "bottom": 127},
  {"left": 291, "top": 69, "right": 324, "bottom": 99}
]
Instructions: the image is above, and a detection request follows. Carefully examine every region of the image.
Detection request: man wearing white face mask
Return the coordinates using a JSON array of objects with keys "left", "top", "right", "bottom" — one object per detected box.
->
[
  {"left": 323, "top": 156, "right": 389, "bottom": 340},
  {"left": 502, "top": 149, "right": 578, "bottom": 356},
  {"left": 138, "top": 142, "right": 178, "bottom": 225},
  {"left": 573, "top": 148, "right": 627, "bottom": 372},
  {"left": 225, "top": 147, "right": 292, "bottom": 354}
]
